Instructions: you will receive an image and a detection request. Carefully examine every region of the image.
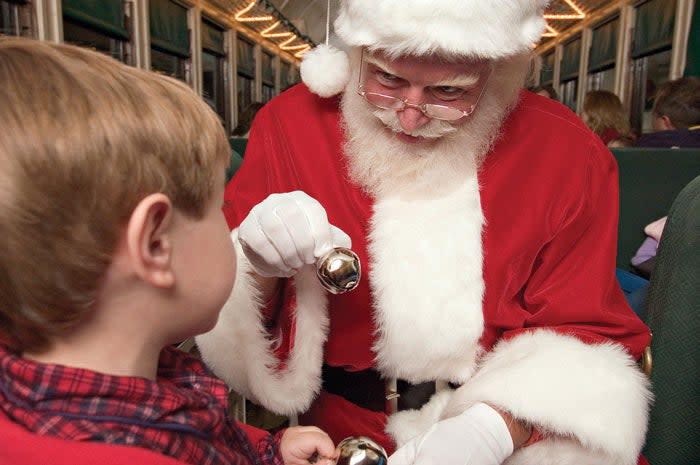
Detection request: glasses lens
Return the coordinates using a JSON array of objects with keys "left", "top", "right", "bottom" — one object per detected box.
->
[
  {"left": 364, "top": 92, "right": 405, "bottom": 111},
  {"left": 423, "top": 104, "right": 468, "bottom": 121}
]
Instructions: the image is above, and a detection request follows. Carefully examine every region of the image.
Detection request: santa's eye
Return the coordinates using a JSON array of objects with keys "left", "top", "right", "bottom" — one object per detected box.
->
[
  {"left": 430, "top": 86, "right": 467, "bottom": 101},
  {"left": 375, "top": 70, "right": 402, "bottom": 87}
]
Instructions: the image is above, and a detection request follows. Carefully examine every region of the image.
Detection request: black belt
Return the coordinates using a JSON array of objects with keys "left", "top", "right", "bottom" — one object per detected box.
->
[{"left": 322, "top": 364, "right": 437, "bottom": 413}]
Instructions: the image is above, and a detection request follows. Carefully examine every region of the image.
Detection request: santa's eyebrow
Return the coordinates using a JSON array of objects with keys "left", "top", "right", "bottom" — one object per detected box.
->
[
  {"left": 365, "top": 54, "right": 481, "bottom": 88},
  {"left": 433, "top": 74, "right": 480, "bottom": 88},
  {"left": 364, "top": 55, "right": 399, "bottom": 75}
]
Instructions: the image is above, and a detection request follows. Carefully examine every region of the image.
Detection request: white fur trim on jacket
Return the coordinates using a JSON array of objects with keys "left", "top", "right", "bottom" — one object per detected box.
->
[
  {"left": 195, "top": 229, "right": 329, "bottom": 415},
  {"left": 440, "top": 330, "right": 651, "bottom": 465},
  {"left": 335, "top": 0, "right": 549, "bottom": 59},
  {"left": 370, "top": 175, "right": 485, "bottom": 383}
]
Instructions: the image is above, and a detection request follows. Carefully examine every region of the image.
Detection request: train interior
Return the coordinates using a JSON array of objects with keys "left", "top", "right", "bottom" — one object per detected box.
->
[{"left": 0, "top": 1, "right": 699, "bottom": 464}]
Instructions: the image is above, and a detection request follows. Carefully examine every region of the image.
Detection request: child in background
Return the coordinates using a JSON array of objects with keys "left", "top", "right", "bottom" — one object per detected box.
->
[
  {"left": 582, "top": 90, "right": 636, "bottom": 147},
  {"left": 0, "top": 38, "right": 335, "bottom": 465},
  {"left": 631, "top": 216, "right": 668, "bottom": 279}
]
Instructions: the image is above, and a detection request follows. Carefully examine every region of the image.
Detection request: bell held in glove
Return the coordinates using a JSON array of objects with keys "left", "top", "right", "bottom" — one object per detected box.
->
[{"left": 316, "top": 247, "right": 361, "bottom": 294}]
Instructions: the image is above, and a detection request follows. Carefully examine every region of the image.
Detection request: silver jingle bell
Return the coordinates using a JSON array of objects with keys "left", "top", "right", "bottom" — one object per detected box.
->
[
  {"left": 316, "top": 247, "right": 361, "bottom": 294},
  {"left": 336, "top": 436, "right": 387, "bottom": 465}
]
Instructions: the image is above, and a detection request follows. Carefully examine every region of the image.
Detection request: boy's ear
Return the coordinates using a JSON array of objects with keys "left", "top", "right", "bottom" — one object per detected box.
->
[
  {"left": 658, "top": 115, "right": 675, "bottom": 130},
  {"left": 126, "top": 193, "right": 175, "bottom": 288}
]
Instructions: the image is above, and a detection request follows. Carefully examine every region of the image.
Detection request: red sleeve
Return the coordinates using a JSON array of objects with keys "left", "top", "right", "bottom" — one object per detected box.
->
[
  {"left": 223, "top": 104, "right": 304, "bottom": 229},
  {"left": 502, "top": 142, "right": 650, "bottom": 358},
  {"left": 221, "top": 104, "right": 303, "bottom": 367},
  {"left": 256, "top": 429, "right": 286, "bottom": 465}
]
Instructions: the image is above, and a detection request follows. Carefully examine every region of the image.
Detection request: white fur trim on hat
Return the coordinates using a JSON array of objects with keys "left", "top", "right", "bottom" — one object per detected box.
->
[
  {"left": 335, "top": 0, "right": 549, "bottom": 58},
  {"left": 301, "top": 43, "right": 351, "bottom": 98},
  {"left": 303, "top": 0, "right": 549, "bottom": 97}
]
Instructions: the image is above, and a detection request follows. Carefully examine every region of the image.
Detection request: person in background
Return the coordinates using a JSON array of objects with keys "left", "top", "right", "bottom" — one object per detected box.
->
[
  {"left": 631, "top": 216, "right": 667, "bottom": 280},
  {"left": 582, "top": 90, "right": 636, "bottom": 147},
  {"left": 197, "top": 1, "right": 652, "bottom": 465},
  {"left": 228, "top": 102, "right": 266, "bottom": 180},
  {"left": 232, "top": 102, "right": 267, "bottom": 139},
  {"left": 0, "top": 38, "right": 336, "bottom": 465},
  {"left": 530, "top": 84, "right": 559, "bottom": 100},
  {"left": 636, "top": 76, "right": 700, "bottom": 148}
]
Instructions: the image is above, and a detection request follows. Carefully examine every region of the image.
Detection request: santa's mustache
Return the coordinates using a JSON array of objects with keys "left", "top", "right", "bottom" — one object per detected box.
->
[{"left": 373, "top": 108, "right": 458, "bottom": 139}]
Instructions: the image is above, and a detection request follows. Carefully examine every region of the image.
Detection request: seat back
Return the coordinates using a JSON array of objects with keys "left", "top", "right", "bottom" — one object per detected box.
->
[
  {"left": 612, "top": 148, "right": 700, "bottom": 271},
  {"left": 641, "top": 175, "right": 700, "bottom": 464}
]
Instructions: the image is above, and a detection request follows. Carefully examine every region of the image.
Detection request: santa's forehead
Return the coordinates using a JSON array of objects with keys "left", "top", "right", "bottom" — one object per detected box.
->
[{"left": 364, "top": 51, "right": 490, "bottom": 85}]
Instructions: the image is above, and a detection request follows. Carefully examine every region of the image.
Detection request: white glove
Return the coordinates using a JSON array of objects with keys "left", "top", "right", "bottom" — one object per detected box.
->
[
  {"left": 238, "top": 191, "right": 351, "bottom": 278},
  {"left": 389, "top": 403, "right": 513, "bottom": 465}
]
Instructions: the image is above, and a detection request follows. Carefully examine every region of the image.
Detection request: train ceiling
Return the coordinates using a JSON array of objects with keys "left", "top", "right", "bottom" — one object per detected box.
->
[
  {"left": 219, "top": 1, "right": 617, "bottom": 54},
  {"left": 543, "top": 0, "right": 614, "bottom": 41}
]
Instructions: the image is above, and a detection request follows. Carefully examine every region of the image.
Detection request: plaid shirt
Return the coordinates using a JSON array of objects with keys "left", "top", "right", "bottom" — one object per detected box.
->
[{"left": 0, "top": 345, "right": 284, "bottom": 465}]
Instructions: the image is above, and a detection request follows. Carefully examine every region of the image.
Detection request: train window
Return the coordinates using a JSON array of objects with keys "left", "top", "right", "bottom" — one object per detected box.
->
[
  {"left": 587, "top": 16, "right": 618, "bottom": 93},
  {"left": 629, "top": 0, "right": 676, "bottom": 133},
  {"left": 1, "top": 0, "right": 34, "bottom": 37},
  {"left": 560, "top": 36, "right": 581, "bottom": 111},
  {"left": 539, "top": 51, "right": 554, "bottom": 87},
  {"left": 261, "top": 50, "right": 275, "bottom": 103},
  {"left": 62, "top": 0, "right": 129, "bottom": 63},
  {"left": 280, "top": 60, "right": 292, "bottom": 91},
  {"left": 149, "top": 0, "right": 189, "bottom": 82},
  {"left": 290, "top": 65, "right": 300, "bottom": 84},
  {"left": 629, "top": 50, "right": 672, "bottom": 133},
  {"left": 236, "top": 36, "right": 255, "bottom": 120},
  {"left": 201, "top": 18, "right": 228, "bottom": 129}
]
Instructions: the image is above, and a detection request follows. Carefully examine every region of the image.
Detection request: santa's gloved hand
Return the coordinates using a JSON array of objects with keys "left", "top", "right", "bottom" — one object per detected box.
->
[
  {"left": 389, "top": 403, "right": 513, "bottom": 465},
  {"left": 238, "top": 191, "right": 351, "bottom": 278}
]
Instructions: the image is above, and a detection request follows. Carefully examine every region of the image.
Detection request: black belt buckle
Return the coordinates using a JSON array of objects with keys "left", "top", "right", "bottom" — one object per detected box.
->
[
  {"left": 322, "top": 364, "right": 437, "bottom": 414},
  {"left": 385, "top": 378, "right": 437, "bottom": 414},
  {"left": 395, "top": 379, "right": 436, "bottom": 412}
]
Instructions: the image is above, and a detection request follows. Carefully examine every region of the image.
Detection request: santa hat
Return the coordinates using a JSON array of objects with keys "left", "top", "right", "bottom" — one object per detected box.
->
[{"left": 301, "top": 0, "right": 550, "bottom": 98}]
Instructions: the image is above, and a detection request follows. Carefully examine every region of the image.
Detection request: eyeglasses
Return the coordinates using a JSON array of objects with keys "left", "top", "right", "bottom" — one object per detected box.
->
[{"left": 357, "top": 49, "right": 491, "bottom": 122}]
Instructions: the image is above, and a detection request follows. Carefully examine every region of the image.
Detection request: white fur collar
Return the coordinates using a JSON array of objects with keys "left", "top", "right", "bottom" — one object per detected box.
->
[{"left": 369, "top": 172, "right": 485, "bottom": 383}]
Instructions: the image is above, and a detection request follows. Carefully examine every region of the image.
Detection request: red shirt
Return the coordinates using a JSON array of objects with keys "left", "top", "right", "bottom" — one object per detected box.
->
[{"left": 0, "top": 345, "right": 283, "bottom": 465}]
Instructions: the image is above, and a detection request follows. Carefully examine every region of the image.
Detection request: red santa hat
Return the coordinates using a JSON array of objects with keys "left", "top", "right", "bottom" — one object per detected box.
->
[{"left": 301, "top": 0, "right": 550, "bottom": 98}]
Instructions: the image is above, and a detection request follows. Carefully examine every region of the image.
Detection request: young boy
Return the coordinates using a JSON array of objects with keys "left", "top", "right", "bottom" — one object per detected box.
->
[{"left": 0, "top": 38, "right": 336, "bottom": 465}]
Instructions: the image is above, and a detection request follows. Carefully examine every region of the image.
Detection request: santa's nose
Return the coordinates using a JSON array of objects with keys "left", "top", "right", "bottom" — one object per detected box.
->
[{"left": 397, "top": 106, "right": 430, "bottom": 133}]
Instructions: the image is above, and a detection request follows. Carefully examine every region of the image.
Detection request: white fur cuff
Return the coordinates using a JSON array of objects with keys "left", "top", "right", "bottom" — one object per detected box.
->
[
  {"left": 195, "top": 229, "right": 330, "bottom": 415},
  {"left": 442, "top": 330, "right": 651, "bottom": 465}
]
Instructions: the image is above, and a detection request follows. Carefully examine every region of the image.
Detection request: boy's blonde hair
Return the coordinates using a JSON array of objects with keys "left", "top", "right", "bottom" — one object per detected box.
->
[{"left": 0, "top": 38, "right": 230, "bottom": 352}]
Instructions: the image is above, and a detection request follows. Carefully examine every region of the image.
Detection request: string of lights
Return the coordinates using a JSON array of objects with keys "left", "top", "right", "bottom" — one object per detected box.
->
[
  {"left": 233, "top": 0, "right": 587, "bottom": 53},
  {"left": 234, "top": 0, "right": 314, "bottom": 57},
  {"left": 544, "top": 0, "right": 588, "bottom": 38}
]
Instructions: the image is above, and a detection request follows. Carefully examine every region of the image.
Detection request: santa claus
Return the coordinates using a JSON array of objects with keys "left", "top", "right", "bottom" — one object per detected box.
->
[{"left": 196, "top": 1, "right": 652, "bottom": 464}]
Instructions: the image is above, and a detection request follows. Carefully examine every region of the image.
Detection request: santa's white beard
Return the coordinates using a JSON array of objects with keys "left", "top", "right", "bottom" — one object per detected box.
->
[{"left": 340, "top": 52, "right": 531, "bottom": 198}]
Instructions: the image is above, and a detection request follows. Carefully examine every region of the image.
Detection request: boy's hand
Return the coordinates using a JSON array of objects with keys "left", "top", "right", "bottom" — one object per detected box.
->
[{"left": 280, "top": 426, "right": 337, "bottom": 465}]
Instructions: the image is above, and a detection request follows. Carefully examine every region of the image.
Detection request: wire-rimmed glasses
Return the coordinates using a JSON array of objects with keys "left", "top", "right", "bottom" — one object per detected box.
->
[{"left": 356, "top": 49, "right": 492, "bottom": 122}]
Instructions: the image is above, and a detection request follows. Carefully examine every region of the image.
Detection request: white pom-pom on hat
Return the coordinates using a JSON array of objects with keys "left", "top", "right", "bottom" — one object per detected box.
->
[{"left": 300, "top": 43, "right": 351, "bottom": 98}]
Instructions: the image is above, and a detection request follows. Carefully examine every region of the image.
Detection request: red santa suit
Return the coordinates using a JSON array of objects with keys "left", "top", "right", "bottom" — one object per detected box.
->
[{"left": 196, "top": 84, "right": 651, "bottom": 465}]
